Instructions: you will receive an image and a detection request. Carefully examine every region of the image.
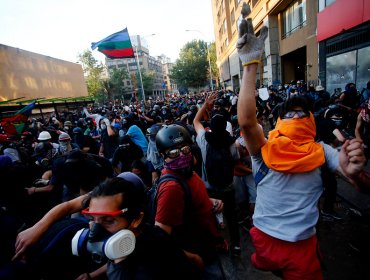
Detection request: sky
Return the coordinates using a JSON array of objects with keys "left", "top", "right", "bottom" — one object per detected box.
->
[{"left": 0, "top": 0, "right": 215, "bottom": 64}]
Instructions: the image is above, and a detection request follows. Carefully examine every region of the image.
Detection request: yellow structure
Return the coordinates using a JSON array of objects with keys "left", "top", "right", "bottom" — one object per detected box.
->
[{"left": 0, "top": 44, "right": 88, "bottom": 101}]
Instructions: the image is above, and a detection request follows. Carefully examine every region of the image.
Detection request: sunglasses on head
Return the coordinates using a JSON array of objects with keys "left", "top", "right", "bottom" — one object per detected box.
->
[
  {"left": 165, "top": 145, "right": 191, "bottom": 159},
  {"left": 283, "top": 110, "right": 308, "bottom": 119}
]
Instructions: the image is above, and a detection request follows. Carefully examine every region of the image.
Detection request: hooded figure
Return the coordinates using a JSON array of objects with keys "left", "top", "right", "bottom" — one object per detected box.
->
[{"left": 205, "top": 114, "right": 235, "bottom": 149}]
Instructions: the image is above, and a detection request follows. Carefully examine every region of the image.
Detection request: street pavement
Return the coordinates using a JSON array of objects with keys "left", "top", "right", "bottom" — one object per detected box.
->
[{"left": 218, "top": 162, "right": 370, "bottom": 280}]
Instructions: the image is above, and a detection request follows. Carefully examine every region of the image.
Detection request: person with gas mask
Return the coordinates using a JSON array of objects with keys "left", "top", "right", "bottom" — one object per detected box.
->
[
  {"left": 71, "top": 175, "right": 199, "bottom": 279},
  {"left": 154, "top": 124, "right": 226, "bottom": 278}
]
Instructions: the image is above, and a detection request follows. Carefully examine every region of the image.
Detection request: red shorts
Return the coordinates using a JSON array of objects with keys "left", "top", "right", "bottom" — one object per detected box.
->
[{"left": 250, "top": 227, "right": 323, "bottom": 280}]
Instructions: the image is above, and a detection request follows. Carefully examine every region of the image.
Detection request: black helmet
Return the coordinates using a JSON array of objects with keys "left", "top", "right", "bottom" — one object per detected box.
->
[{"left": 155, "top": 124, "right": 192, "bottom": 153}]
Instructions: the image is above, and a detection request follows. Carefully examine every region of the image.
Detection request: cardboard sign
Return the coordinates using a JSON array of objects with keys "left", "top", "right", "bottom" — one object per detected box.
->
[{"left": 258, "top": 88, "right": 269, "bottom": 101}]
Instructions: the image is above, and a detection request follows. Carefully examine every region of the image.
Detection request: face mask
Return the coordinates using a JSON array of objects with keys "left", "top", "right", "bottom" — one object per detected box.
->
[
  {"left": 165, "top": 153, "right": 193, "bottom": 170},
  {"left": 59, "top": 141, "right": 72, "bottom": 154},
  {"left": 101, "top": 124, "right": 107, "bottom": 130},
  {"left": 64, "top": 127, "right": 70, "bottom": 131},
  {"left": 72, "top": 224, "right": 136, "bottom": 263}
]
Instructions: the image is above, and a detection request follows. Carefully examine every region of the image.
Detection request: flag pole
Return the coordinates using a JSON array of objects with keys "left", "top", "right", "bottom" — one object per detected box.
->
[{"left": 134, "top": 44, "right": 145, "bottom": 108}]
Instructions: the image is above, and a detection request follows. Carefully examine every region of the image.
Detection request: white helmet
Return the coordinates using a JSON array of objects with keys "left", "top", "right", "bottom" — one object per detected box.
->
[{"left": 38, "top": 131, "right": 52, "bottom": 141}]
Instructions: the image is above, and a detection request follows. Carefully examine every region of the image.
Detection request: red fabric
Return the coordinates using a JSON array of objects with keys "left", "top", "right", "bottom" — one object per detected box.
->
[
  {"left": 155, "top": 168, "right": 223, "bottom": 260},
  {"left": 250, "top": 227, "right": 323, "bottom": 280}
]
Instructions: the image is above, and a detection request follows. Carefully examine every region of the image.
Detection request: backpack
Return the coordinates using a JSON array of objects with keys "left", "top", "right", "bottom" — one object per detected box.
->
[
  {"left": 146, "top": 174, "right": 191, "bottom": 226},
  {"left": 204, "top": 144, "right": 234, "bottom": 189}
]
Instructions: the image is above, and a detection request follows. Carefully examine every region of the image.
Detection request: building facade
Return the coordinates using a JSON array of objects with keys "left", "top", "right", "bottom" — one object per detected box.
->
[
  {"left": 212, "top": 0, "right": 320, "bottom": 90},
  {"left": 317, "top": 0, "right": 370, "bottom": 95}
]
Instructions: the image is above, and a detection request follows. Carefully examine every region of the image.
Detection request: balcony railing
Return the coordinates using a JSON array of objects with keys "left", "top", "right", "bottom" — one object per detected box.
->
[{"left": 282, "top": 21, "right": 307, "bottom": 39}]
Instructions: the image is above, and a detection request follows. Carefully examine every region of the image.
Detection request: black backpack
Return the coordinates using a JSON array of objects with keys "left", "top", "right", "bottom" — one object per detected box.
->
[
  {"left": 204, "top": 144, "right": 234, "bottom": 189},
  {"left": 146, "top": 174, "right": 191, "bottom": 226}
]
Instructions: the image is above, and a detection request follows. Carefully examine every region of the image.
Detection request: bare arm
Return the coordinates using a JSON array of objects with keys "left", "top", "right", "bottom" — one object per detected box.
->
[
  {"left": 13, "top": 194, "right": 87, "bottom": 261},
  {"left": 193, "top": 92, "right": 217, "bottom": 134},
  {"left": 354, "top": 113, "right": 363, "bottom": 140},
  {"left": 237, "top": 65, "right": 266, "bottom": 156},
  {"left": 107, "top": 123, "right": 116, "bottom": 137}
]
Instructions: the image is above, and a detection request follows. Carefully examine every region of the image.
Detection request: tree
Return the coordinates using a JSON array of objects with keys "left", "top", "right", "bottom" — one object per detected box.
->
[
  {"left": 109, "top": 67, "right": 130, "bottom": 100},
  {"left": 141, "top": 69, "right": 154, "bottom": 97},
  {"left": 77, "top": 49, "right": 104, "bottom": 98},
  {"left": 209, "top": 42, "right": 219, "bottom": 88},
  {"left": 170, "top": 40, "right": 209, "bottom": 89}
]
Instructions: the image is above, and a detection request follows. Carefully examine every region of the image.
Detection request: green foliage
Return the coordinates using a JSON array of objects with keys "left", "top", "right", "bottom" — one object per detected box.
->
[
  {"left": 141, "top": 69, "right": 154, "bottom": 97},
  {"left": 109, "top": 68, "right": 130, "bottom": 100},
  {"left": 77, "top": 49, "right": 104, "bottom": 98},
  {"left": 170, "top": 40, "right": 209, "bottom": 88},
  {"left": 208, "top": 42, "right": 219, "bottom": 85}
]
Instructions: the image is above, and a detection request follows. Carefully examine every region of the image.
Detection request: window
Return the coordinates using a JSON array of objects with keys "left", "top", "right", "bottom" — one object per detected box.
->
[
  {"left": 231, "top": 9, "right": 235, "bottom": 25},
  {"left": 126, "top": 81, "right": 131, "bottom": 86},
  {"left": 223, "top": 19, "right": 227, "bottom": 34},
  {"left": 282, "top": 0, "right": 306, "bottom": 39},
  {"left": 319, "top": 0, "right": 336, "bottom": 11}
]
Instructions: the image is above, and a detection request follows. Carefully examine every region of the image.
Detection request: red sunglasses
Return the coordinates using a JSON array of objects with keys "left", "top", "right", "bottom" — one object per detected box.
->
[{"left": 81, "top": 207, "right": 128, "bottom": 216}]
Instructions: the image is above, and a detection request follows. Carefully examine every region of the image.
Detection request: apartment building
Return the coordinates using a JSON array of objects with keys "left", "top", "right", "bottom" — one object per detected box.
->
[
  {"left": 105, "top": 35, "right": 168, "bottom": 101},
  {"left": 158, "top": 54, "right": 177, "bottom": 98},
  {"left": 212, "top": 0, "right": 319, "bottom": 90}
]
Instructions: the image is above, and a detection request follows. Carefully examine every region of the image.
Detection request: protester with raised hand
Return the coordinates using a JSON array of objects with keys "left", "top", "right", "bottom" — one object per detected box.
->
[{"left": 236, "top": 2, "right": 366, "bottom": 279}]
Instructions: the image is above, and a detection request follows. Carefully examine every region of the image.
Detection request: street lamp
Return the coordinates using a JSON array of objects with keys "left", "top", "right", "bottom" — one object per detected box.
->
[{"left": 185, "top": 29, "right": 214, "bottom": 91}]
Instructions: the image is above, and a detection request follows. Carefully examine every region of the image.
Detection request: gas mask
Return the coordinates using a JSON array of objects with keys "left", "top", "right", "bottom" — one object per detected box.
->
[
  {"left": 37, "top": 157, "right": 50, "bottom": 168},
  {"left": 71, "top": 223, "right": 136, "bottom": 264}
]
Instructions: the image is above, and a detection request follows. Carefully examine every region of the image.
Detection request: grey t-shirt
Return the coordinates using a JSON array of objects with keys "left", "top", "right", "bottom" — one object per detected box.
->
[{"left": 251, "top": 142, "right": 339, "bottom": 242}]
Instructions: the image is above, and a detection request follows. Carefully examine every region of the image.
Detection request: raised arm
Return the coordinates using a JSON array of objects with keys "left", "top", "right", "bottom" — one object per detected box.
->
[
  {"left": 236, "top": 3, "right": 267, "bottom": 155},
  {"left": 193, "top": 92, "right": 218, "bottom": 134}
]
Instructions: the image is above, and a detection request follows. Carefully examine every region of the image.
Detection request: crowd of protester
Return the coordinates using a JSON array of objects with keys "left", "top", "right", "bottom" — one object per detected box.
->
[
  {"left": 0, "top": 4, "right": 369, "bottom": 279},
  {"left": 0, "top": 75, "right": 368, "bottom": 279}
]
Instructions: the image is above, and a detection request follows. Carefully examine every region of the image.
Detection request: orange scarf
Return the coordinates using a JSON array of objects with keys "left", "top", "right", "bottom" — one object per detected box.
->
[{"left": 261, "top": 113, "right": 325, "bottom": 173}]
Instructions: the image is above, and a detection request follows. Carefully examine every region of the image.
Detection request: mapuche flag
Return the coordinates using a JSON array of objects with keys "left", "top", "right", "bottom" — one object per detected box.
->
[
  {"left": 0, "top": 101, "right": 36, "bottom": 136},
  {"left": 91, "top": 28, "right": 135, "bottom": 59}
]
